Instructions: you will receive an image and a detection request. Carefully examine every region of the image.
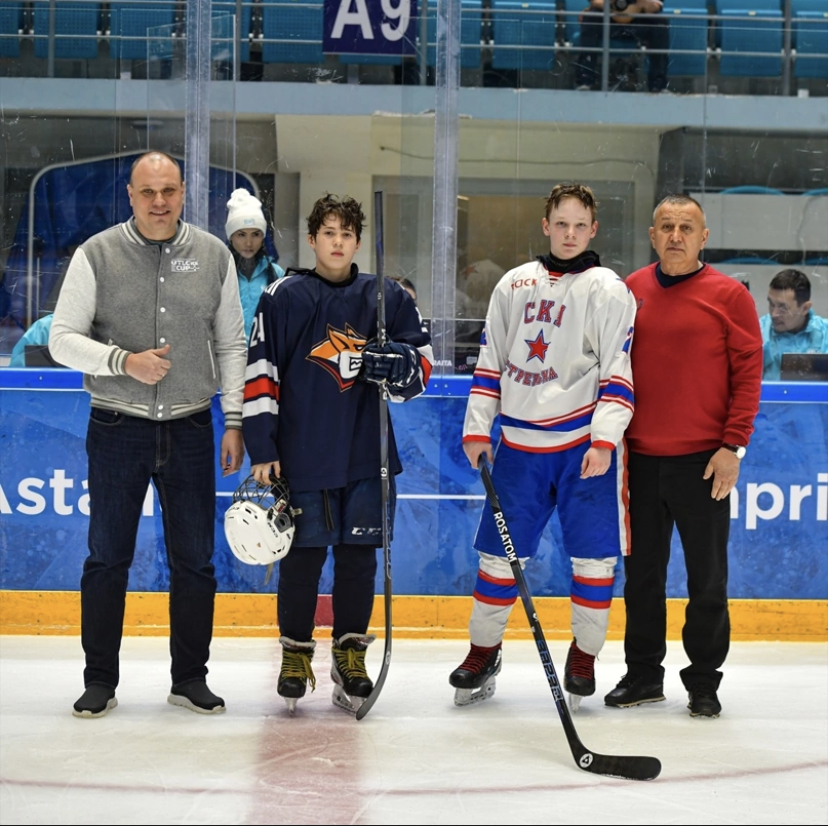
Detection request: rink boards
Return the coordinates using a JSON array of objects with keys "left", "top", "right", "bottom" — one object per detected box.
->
[{"left": 1, "top": 371, "right": 826, "bottom": 639}]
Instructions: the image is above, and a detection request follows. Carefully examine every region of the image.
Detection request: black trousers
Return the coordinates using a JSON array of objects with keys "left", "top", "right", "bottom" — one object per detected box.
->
[
  {"left": 624, "top": 450, "right": 731, "bottom": 690},
  {"left": 575, "top": 16, "right": 669, "bottom": 92},
  {"left": 277, "top": 544, "right": 378, "bottom": 642}
]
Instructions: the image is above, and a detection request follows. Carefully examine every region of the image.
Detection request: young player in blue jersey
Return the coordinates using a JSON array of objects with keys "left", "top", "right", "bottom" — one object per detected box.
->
[
  {"left": 242, "top": 194, "right": 433, "bottom": 714},
  {"left": 451, "top": 183, "right": 637, "bottom": 711}
]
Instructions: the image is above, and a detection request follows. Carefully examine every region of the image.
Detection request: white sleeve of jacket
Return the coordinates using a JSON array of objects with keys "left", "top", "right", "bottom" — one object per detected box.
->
[
  {"left": 214, "top": 256, "right": 248, "bottom": 430},
  {"left": 49, "top": 249, "right": 130, "bottom": 376},
  {"left": 462, "top": 276, "right": 511, "bottom": 443},
  {"left": 586, "top": 277, "right": 637, "bottom": 449}
]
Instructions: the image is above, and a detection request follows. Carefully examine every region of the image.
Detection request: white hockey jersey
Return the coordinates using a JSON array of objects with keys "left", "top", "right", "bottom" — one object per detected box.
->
[{"left": 463, "top": 258, "right": 636, "bottom": 453}]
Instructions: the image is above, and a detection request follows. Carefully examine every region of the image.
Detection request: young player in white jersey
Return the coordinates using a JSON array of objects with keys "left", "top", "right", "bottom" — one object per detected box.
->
[{"left": 451, "top": 184, "right": 637, "bottom": 711}]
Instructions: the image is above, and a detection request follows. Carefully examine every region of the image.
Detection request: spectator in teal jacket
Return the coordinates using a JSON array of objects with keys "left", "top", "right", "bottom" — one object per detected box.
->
[
  {"left": 225, "top": 188, "right": 285, "bottom": 340},
  {"left": 760, "top": 269, "right": 828, "bottom": 380},
  {"left": 9, "top": 314, "right": 55, "bottom": 366}
]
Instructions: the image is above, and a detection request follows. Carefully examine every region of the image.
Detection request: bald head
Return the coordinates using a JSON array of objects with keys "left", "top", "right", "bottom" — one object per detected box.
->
[{"left": 127, "top": 152, "right": 185, "bottom": 241}]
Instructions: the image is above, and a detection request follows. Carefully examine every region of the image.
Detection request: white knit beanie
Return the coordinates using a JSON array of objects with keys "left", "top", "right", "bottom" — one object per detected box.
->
[{"left": 225, "top": 188, "right": 267, "bottom": 238}]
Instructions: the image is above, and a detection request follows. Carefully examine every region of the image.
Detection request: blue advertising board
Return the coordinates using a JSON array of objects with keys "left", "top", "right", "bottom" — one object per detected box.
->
[
  {"left": 323, "top": 0, "right": 417, "bottom": 55},
  {"left": 1, "top": 371, "right": 827, "bottom": 600}
]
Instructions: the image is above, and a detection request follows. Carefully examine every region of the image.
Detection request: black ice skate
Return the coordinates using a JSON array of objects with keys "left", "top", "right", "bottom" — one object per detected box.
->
[
  {"left": 278, "top": 637, "right": 316, "bottom": 715},
  {"left": 330, "top": 633, "right": 376, "bottom": 714},
  {"left": 564, "top": 640, "right": 595, "bottom": 712},
  {"left": 449, "top": 643, "right": 502, "bottom": 707}
]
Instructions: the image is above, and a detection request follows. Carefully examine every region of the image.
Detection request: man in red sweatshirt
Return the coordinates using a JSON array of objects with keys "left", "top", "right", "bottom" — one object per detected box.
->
[{"left": 605, "top": 194, "right": 762, "bottom": 718}]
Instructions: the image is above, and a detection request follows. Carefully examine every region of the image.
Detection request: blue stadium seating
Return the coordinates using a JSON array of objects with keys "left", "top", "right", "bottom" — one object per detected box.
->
[
  {"left": 561, "top": 0, "right": 584, "bottom": 46},
  {"left": 663, "top": 6, "right": 709, "bottom": 76},
  {"left": 794, "top": 11, "right": 828, "bottom": 79},
  {"left": 0, "top": 2, "right": 23, "bottom": 58},
  {"left": 212, "top": 2, "right": 252, "bottom": 62},
  {"left": 490, "top": 1, "right": 557, "bottom": 71},
  {"left": 109, "top": 3, "right": 176, "bottom": 61},
  {"left": 426, "top": 0, "right": 483, "bottom": 69},
  {"left": 34, "top": 2, "right": 101, "bottom": 59},
  {"left": 261, "top": 0, "right": 324, "bottom": 64},
  {"left": 802, "top": 188, "right": 828, "bottom": 197},
  {"left": 719, "top": 9, "right": 782, "bottom": 77},
  {"left": 791, "top": 0, "right": 827, "bottom": 13}
]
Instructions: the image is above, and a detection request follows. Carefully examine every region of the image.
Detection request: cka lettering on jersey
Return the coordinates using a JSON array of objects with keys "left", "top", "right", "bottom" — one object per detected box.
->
[
  {"left": 307, "top": 323, "right": 368, "bottom": 391},
  {"left": 504, "top": 357, "right": 558, "bottom": 387}
]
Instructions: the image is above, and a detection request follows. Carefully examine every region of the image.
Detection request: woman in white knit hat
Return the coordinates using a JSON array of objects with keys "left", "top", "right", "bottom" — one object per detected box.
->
[{"left": 225, "top": 188, "right": 285, "bottom": 340}]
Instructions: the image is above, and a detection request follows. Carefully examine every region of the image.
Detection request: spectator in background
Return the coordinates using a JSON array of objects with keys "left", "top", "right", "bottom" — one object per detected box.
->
[
  {"left": 9, "top": 313, "right": 56, "bottom": 367},
  {"left": 759, "top": 269, "right": 828, "bottom": 380},
  {"left": 390, "top": 276, "right": 418, "bottom": 303},
  {"left": 225, "top": 188, "right": 285, "bottom": 341},
  {"left": 574, "top": 0, "right": 669, "bottom": 93}
]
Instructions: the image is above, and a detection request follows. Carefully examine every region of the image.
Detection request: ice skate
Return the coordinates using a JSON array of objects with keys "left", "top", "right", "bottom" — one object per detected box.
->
[
  {"left": 449, "top": 643, "right": 502, "bottom": 707},
  {"left": 564, "top": 640, "right": 595, "bottom": 713},
  {"left": 330, "top": 633, "right": 376, "bottom": 714},
  {"left": 277, "top": 637, "right": 316, "bottom": 715}
]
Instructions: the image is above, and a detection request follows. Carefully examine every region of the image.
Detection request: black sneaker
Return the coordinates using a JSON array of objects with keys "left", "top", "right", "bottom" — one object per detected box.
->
[
  {"left": 168, "top": 680, "right": 226, "bottom": 714},
  {"left": 72, "top": 684, "right": 117, "bottom": 718},
  {"left": 688, "top": 684, "right": 722, "bottom": 718},
  {"left": 604, "top": 673, "right": 665, "bottom": 708}
]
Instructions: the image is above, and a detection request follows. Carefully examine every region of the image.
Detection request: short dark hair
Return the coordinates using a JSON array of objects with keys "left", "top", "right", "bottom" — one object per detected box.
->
[
  {"left": 770, "top": 269, "right": 811, "bottom": 305},
  {"left": 653, "top": 194, "right": 706, "bottom": 225},
  {"left": 307, "top": 193, "right": 365, "bottom": 242},
  {"left": 544, "top": 184, "right": 598, "bottom": 222},
  {"left": 129, "top": 151, "right": 182, "bottom": 185}
]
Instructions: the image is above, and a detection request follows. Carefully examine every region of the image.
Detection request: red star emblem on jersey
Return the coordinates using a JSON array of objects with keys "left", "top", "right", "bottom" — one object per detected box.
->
[{"left": 525, "top": 330, "right": 549, "bottom": 363}]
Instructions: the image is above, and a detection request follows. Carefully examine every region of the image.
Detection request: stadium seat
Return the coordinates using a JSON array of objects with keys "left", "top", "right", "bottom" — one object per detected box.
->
[
  {"left": 793, "top": 11, "right": 828, "bottom": 80},
  {"left": 34, "top": 2, "right": 101, "bottom": 59},
  {"left": 109, "top": 3, "right": 176, "bottom": 61},
  {"left": 261, "top": 0, "right": 324, "bottom": 64},
  {"left": 0, "top": 1, "right": 23, "bottom": 58},
  {"left": 212, "top": 1, "right": 253, "bottom": 62},
  {"left": 490, "top": 0, "right": 557, "bottom": 71},
  {"left": 719, "top": 9, "right": 782, "bottom": 77},
  {"left": 426, "top": 0, "right": 484, "bottom": 69},
  {"left": 663, "top": 5, "right": 709, "bottom": 76}
]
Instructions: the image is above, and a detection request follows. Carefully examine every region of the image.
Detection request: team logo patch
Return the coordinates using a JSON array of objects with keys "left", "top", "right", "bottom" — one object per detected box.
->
[
  {"left": 525, "top": 330, "right": 550, "bottom": 363},
  {"left": 171, "top": 259, "right": 200, "bottom": 272},
  {"left": 307, "top": 323, "right": 368, "bottom": 391}
]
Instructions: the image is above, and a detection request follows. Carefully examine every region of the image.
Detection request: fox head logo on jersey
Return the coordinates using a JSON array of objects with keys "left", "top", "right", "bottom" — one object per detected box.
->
[{"left": 307, "top": 324, "right": 368, "bottom": 390}]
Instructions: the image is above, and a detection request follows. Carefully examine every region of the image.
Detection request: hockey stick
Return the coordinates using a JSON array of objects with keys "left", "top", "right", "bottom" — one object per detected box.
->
[
  {"left": 356, "top": 190, "right": 393, "bottom": 721},
  {"left": 478, "top": 458, "right": 662, "bottom": 781}
]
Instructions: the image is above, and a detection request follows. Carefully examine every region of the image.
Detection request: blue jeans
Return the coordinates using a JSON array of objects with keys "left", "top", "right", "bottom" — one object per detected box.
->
[{"left": 82, "top": 407, "right": 218, "bottom": 688}]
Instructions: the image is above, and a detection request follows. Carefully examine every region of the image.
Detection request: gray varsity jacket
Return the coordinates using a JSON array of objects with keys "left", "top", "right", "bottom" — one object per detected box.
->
[{"left": 49, "top": 218, "right": 247, "bottom": 427}]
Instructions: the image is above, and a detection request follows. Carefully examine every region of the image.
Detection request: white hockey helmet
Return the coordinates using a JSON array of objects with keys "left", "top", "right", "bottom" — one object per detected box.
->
[{"left": 224, "top": 474, "right": 295, "bottom": 565}]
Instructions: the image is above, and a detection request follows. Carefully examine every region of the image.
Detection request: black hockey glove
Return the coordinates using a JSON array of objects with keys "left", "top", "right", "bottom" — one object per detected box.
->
[{"left": 361, "top": 341, "right": 419, "bottom": 389}]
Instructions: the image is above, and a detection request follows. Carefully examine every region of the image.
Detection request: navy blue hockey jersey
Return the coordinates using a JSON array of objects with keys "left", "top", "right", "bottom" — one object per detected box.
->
[{"left": 242, "top": 267, "right": 433, "bottom": 492}]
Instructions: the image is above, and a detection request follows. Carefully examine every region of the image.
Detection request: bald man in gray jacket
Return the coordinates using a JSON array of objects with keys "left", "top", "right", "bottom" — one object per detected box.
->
[{"left": 50, "top": 151, "right": 247, "bottom": 718}]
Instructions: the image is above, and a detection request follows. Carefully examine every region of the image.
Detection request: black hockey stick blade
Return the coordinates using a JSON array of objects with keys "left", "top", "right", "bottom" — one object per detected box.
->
[
  {"left": 478, "top": 459, "right": 661, "bottom": 781},
  {"left": 356, "top": 190, "right": 393, "bottom": 721}
]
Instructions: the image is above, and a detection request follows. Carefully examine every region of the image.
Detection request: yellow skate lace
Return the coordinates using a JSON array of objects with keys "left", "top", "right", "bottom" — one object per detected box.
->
[
  {"left": 280, "top": 649, "right": 317, "bottom": 692},
  {"left": 333, "top": 646, "right": 368, "bottom": 680}
]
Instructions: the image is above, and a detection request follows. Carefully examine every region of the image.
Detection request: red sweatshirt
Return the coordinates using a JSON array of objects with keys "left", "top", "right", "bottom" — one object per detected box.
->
[{"left": 625, "top": 263, "right": 763, "bottom": 456}]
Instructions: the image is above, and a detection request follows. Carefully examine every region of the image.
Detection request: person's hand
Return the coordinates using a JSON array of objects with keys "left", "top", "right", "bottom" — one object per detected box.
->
[
  {"left": 252, "top": 461, "right": 280, "bottom": 485},
  {"left": 125, "top": 344, "right": 171, "bottom": 385},
  {"left": 361, "top": 341, "right": 418, "bottom": 388},
  {"left": 580, "top": 446, "right": 611, "bottom": 478},
  {"left": 220, "top": 429, "right": 245, "bottom": 477},
  {"left": 703, "top": 448, "right": 741, "bottom": 500},
  {"left": 464, "top": 440, "right": 493, "bottom": 470}
]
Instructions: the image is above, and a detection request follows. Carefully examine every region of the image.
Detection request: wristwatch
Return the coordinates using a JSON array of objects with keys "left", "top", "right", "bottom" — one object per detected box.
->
[{"left": 723, "top": 443, "right": 746, "bottom": 459}]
